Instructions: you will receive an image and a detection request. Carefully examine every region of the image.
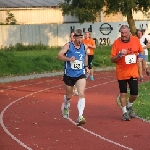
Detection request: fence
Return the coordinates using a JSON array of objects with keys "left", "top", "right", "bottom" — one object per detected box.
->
[
  {"left": 0, "top": 21, "right": 150, "bottom": 48},
  {"left": 0, "top": 24, "right": 58, "bottom": 47}
]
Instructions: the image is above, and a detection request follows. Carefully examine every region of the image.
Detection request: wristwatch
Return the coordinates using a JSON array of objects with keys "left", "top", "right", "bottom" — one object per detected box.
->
[{"left": 118, "top": 52, "right": 123, "bottom": 58}]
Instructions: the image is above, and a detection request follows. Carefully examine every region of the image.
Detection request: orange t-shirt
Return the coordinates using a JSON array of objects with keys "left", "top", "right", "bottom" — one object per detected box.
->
[
  {"left": 82, "top": 38, "right": 95, "bottom": 55},
  {"left": 111, "top": 36, "right": 143, "bottom": 80}
]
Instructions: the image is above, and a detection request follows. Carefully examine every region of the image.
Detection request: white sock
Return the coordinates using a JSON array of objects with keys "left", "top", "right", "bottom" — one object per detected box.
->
[
  {"left": 77, "top": 98, "right": 85, "bottom": 117},
  {"left": 122, "top": 106, "right": 127, "bottom": 114},
  {"left": 127, "top": 102, "right": 133, "bottom": 108},
  {"left": 64, "top": 95, "right": 70, "bottom": 109}
]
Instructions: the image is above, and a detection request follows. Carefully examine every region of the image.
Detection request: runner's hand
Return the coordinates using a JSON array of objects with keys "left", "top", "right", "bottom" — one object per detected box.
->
[
  {"left": 69, "top": 56, "right": 76, "bottom": 62},
  {"left": 121, "top": 49, "right": 128, "bottom": 55},
  {"left": 86, "top": 68, "right": 90, "bottom": 74},
  {"left": 87, "top": 44, "right": 92, "bottom": 48}
]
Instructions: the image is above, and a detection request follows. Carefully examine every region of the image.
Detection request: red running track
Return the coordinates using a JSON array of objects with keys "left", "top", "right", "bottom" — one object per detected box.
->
[{"left": 0, "top": 71, "right": 150, "bottom": 150}]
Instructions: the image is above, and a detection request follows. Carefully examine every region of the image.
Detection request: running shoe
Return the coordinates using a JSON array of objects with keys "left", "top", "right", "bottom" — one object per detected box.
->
[
  {"left": 61, "top": 103, "right": 70, "bottom": 119},
  {"left": 122, "top": 112, "right": 130, "bottom": 121},
  {"left": 127, "top": 106, "right": 136, "bottom": 118},
  {"left": 139, "top": 76, "right": 143, "bottom": 81},
  {"left": 77, "top": 116, "right": 86, "bottom": 126},
  {"left": 90, "top": 76, "right": 94, "bottom": 81},
  {"left": 146, "top": 70, "right": 150, "bottom": 76}
]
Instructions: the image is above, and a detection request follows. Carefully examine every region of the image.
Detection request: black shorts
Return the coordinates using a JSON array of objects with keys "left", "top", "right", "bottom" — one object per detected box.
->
[
  {"left": 63, "top": 74, "right": 86, "bottom": 86},
  {"left": 88, "top": 55, "right": 94, "bottom": 69},
  {"left": 118, "top": 77, "right": 138, "bottom": 95}
]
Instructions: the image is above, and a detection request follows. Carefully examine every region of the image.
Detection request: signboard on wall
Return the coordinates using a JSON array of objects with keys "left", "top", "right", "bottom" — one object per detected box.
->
[{"left": 58, "top": 21, "right": 150, "bottom": 46}]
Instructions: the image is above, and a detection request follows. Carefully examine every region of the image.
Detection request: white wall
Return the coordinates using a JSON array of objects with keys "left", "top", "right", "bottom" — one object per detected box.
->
[
  {"left": 0, "top": 25, "right": 21, "bottom": 47},
  {"left": 58, "top": 21, "right": 150, "bottom": 46},
  {"left": 0, "top": 24, "right": 57, "bottom": 47},
  {"left": 0, "top": 21, "right": 150, "bottom": 48}
]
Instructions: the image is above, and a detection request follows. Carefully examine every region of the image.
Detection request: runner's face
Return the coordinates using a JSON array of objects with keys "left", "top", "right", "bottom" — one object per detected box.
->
[
  {"left": 74, "top": 36, "right": 83, "bottom": 46},
  {"left": 121, "top": 29, "right": 130, "bottom": 41},
  {"left": 84, "top": 32, "right": 90, "bottom": 39},
  {"left": 70, "top": 33, "right": 75, "bottom": 42},
  {"left": 137, "top": 31, "right": 142, "bottom": 38}
]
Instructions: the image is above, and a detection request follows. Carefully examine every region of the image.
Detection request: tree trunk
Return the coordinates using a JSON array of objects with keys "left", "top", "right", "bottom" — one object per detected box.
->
[{"left": 127, "top": 9, "right": 136, "bottom": 36}]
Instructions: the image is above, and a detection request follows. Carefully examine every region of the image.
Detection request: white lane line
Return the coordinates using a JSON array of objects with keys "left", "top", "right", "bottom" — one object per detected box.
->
[
  {"left": 0, "top": 79, "right": 132, "bottom": 150},
  {"left": 1, "top": 75, "right": 113, "bottom": 92},
  {"left": 68, "top": 118, "right": 133, "bottom": 150},
  {"left": 73, "top": 79, "right": 133, "bottom": 150},
  {"left": 1, "top": 79, "right": 55, "bottom": 91},
  {"left": 86, "top": 79, "right": 116, "bottom": 89},
  {"left": 0, "top": 85, "right": 62, "bottom": 150}
]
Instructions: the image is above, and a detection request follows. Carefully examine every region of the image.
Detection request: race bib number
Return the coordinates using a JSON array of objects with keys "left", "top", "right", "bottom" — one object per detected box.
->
[
  {"left": 87, "top": 48, "right": 90, "bottom": 54},
  {"left": 125, "top": 55, "right": 136, "bottom": 64},
  {"left": 70, "top": 60, "right": 83, "bottom": 69}
]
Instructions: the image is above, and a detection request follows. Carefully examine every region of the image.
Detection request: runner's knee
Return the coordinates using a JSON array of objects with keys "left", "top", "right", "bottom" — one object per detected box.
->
[
  {"left": 78, "top": 92, "right": 85, "bottom": 98},
  {"left": 66, "top": 94, "right": 72, "bottom": 100},
  {"left": 130, "top": 95, "right": 137, "bottom": 99}
]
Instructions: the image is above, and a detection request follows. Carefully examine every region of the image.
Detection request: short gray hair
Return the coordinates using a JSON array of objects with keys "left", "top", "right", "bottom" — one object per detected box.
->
[
  {"left": 119, "top": 25, "right": 130, "bottom": 32},
  {"left": 74, "top": 29, "right": 83, "bottom": 36}
]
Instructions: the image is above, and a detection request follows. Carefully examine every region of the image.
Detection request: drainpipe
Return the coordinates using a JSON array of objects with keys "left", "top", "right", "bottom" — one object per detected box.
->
[{"left": 100, "top": 11, "right": 103, "bottom": 22}]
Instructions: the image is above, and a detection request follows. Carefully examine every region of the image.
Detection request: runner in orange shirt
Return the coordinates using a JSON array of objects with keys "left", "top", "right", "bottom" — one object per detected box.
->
[
  {"left": 111, "top": 25, "right": 143, "bottom": 121},
  {"left": 83, "top": 32, "right": 96, "bottom": 80}
]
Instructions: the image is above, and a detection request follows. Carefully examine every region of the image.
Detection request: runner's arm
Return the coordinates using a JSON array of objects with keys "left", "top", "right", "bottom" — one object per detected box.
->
[
  {"left": 111, "top": 55, "right": 121, "bottom": 63},
  {"left": 111, "top": 43, "right": 123, "bottom": 63},
  {"left": 84, "top": 45, "right": 88, "bottom": 68},
  {"left": 138, "top": 41, "right": 144, "bottom": 61},
  {"left": 84, "top": 45, "right": 90, "bottom": 73},
  {"left": 143, "top": 42, "right": 149, "bottom": 49},
  {"left": 87, "top": 39, "right": 96, "bottom": 49},
  {"left": 56, "top": 43, "right": 75, "bottom": 62}
]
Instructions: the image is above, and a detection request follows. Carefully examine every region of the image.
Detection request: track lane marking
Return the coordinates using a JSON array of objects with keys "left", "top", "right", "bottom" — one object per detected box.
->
[{"left": 0, "top": 79, "right": 133, "bottom": 150}]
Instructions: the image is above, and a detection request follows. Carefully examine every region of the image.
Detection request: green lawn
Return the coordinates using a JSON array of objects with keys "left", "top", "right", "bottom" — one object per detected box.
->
[
  {"left": 0, "top": 45, "right": 113, "bottom": 77},
  {"left": 0, "top": 44, "right": 150, "bottom": 121},
  {"left": 134, "top": 81, "right": 150, "bottom": 121},
  {"left": 0, "top": 47, "right": 62, "bottom": 77}
]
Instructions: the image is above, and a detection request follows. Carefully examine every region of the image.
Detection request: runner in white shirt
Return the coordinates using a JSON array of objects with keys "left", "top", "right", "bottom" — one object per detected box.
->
[
  {"left": 136, "top": 29, "right": 150, "bottom": 80},
  {"left": 142, "top": 29, "right": 150, "bottom": 42}
]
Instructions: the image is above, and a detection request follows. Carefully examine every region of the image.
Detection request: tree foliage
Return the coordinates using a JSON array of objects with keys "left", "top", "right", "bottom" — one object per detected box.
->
[
  {"left": 59, "top": 0, "right": 150, "bottom": 34},
  {"left": 104, "top": 0, "right": 150, "bottom": 34},
  {"left": 59, "top": 0, "right": 104, "bottom": 23},
  {"left": 104, "top": 0, "right": 150, "bottom": 16}
]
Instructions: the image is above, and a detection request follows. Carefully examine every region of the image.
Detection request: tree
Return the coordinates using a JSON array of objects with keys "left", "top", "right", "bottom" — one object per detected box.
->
[
  {"left": 59, "top": 0, "right": 150, "bottom": 35},
  {"left": 59, "top": 0, "right": 104, "bottom": 23},
  {"left": 105, "top": 0, "right": 150, "bottom": 35}
]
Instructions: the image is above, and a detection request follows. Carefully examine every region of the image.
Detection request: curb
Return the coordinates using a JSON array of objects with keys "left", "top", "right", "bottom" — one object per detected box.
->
[
  {"left": 0, "top": 66, "right": 115, "bottom": 83},
  {"left": 0, "top": 72, "right": 63, "bottom": 83}
]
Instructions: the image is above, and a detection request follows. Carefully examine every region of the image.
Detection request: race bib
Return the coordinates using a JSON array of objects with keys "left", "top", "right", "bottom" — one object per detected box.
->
[
  {"left": 125, "top": 54, "right": 136, "bottom": 64},
  {"left": 87, "top": 48, "right": 90, "bottom": 54},
  {"left": 70, "top": 60, "right": 83, "bottom": 69}
]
